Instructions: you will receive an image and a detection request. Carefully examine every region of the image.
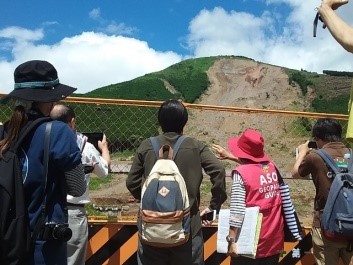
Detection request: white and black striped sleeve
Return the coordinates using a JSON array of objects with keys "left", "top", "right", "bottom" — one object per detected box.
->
[
  {"left": 229, "top": 171, "right": 246, "bottom": 228},
  {"left": 65, "top": 163, "right": 86, "bottom": 197}
]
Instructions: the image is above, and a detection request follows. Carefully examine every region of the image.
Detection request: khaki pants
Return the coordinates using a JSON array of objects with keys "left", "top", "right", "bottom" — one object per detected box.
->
[
  {"left": 311, "top": 227, "right": 353, "bottom": 265},
  {"left": 67, "top": 206, "right": 88, "bottom": 265}
]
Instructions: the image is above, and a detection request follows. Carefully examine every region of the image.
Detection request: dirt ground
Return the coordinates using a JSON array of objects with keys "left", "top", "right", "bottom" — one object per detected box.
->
[
  {"left": 90, "top": 58, "right": 316, "bottom": 227},
  {"left": 90, "top": 169, "right": 314, "bottom": 227}
]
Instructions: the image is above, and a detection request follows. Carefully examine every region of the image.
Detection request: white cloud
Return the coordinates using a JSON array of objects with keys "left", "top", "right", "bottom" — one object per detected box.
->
[
  {"left": 0, "top": 29, "right": 182, "bottom": 94},
  {"left": 89, "top": 8, "right": 137, "bottom": 36},
  {"left": 186, "top": 3, "right": 353, "bottom": 74},
  {"left": 89, "top": 8, "right": 101, "bottom": 20},
  {"left": 1, "top": 2, "right": 353, "bottom": 95},
  {"left": 0, "top": 26, "right": 43, "bottom": 42},
  {"left": 101, "top": 22, "right": 137, "bottom": 35}
]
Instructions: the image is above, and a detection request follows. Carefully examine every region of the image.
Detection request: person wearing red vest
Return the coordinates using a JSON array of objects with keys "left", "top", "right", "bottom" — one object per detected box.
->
[{"left": 213, "top": 129, "right": 284, "bottom": 265}]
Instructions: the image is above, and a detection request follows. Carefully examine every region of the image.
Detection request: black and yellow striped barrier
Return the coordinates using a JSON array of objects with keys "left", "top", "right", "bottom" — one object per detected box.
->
[{"left": 86, "top": 217, "right": 320, "bottom": 265}]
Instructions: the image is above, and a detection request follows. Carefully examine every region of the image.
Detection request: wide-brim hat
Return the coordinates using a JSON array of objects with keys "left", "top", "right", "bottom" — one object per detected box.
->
[
  {"left": 227, "top": 129, "right": 270, "bottom": 163},
  {"left": 2, "top": 60, "right": 76, "bottom": 103}
]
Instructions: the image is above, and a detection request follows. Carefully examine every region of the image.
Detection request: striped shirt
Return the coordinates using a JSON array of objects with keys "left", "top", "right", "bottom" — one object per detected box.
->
[{"left": 229, "top": 171, "right": 246, "bottom": 228}]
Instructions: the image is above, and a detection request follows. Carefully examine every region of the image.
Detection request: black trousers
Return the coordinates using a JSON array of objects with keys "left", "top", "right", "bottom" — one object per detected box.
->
[{"left": 230, "top": 253, "right": 280, "bottom": 265}]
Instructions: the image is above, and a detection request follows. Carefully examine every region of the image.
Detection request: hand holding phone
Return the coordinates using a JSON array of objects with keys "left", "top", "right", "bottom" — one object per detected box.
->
[
  {"left": 82, "top": 132, "right": 104, "bottom": 151},
  {"left": 201, "top": 210, "right": 216, "bottom": 221}
]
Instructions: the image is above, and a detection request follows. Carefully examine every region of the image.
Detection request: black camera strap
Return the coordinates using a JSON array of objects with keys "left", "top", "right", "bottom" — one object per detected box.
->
[
  {"left": 313, "top": 11, "right": 327, "bottom": 37},
  {"left": 31, "top": 122, "right": 52, "bottom": 243}
]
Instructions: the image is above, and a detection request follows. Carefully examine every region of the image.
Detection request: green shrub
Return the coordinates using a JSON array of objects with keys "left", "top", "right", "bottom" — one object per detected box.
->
[{"left": 289, "top": 71, "right": 313, "bottom": 96}]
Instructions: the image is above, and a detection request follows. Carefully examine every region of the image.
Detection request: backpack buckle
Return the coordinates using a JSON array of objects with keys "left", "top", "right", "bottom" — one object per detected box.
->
[{"left": 327, "top": 171, "right": 334, "bottom": 179}]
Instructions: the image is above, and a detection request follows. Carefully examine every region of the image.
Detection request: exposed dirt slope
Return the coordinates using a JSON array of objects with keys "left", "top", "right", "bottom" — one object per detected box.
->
[{"left": 199, "top": 58, "right": 305, "bottom": 109}]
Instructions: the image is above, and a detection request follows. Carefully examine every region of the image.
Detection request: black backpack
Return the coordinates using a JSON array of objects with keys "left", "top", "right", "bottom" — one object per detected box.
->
[{"left": 0, "top": 117, "right": 51, "bottom": 265}]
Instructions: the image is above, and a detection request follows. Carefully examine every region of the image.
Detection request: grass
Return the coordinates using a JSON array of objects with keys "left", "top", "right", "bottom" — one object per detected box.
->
[
  {"left": 89, "top": 174, "right": 114, "bottom": 191},
  {"left": 312, "top": 95, "right": 350, "bottom": 114}
]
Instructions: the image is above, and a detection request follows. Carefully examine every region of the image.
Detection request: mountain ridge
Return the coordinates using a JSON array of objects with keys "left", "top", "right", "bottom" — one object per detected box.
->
[{"left": 80, "top": 56, "right": 352, "bottom": 114}]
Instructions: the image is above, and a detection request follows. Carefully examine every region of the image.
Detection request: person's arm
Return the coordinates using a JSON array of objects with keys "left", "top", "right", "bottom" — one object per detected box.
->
[
  {"left": 65, "top": 164, "right": 86, "bottom": 196},
  {"left": 212, "top": 144, "right": 240, "bottom": 162},
  {"left": 318, "top": 0, "right": 353, "bottom": 53},
  {"left": 228, "top": 172, "right": 246, "bottom": 257},
  {"left": 51, "top": 122, "right": 87, "bottom": 196},
  {"left": 97, "top": 134, "right": 111, "bottom": 167},
  {"left": 201, "top": 144, "right": 227, "bottom": 211},
  {"left": 292, "top": 141, "right": 311, "bottom": 178},
  {"left": 126, "top": 151, "right": 144, "bottom": 200},
  {"left": 83, "top": 134, "right": 110, "bottom": 178}
]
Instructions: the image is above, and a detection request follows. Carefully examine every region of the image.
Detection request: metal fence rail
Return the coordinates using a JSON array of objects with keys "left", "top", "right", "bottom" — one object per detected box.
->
[
  {"left": 62, "top": 97, "right": 348, "bottom": 175},
  {"left": 0, "top": 95, "right": 349, "bottom": 220}
]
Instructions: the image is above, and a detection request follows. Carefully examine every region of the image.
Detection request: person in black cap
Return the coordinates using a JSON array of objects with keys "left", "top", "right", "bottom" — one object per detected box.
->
[{"left": 0, "top": 60, "right": 86, "bottom": 265}]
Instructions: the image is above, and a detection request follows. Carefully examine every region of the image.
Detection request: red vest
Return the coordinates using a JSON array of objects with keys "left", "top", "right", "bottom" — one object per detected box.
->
[{"left": 235, "top": 162, "right": 284, "bottom": 258}]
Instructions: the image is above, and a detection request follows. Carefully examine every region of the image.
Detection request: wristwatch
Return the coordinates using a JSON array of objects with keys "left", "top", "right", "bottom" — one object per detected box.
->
[{"left": 226, "top": 235, "right": 236, "bottom": 243}]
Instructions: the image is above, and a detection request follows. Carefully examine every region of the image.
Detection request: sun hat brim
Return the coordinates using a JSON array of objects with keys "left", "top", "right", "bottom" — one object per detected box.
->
[
  {"left": 1, "top": 83, "right": 76, "bottom": 103},
  {"left": 227, "top": 136, "right": 270, "bottom": 163}
]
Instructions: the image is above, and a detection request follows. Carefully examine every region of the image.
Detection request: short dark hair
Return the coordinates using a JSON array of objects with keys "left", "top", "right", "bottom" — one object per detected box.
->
[
  {"left": 312, "top": 118, "right": 342, "bottom": 142},
  {"left": 50, "top": 104, "right": 75, "bottom": 124},
  {"left": 158, "top": 99, "right": 188, "bottom": 133}
]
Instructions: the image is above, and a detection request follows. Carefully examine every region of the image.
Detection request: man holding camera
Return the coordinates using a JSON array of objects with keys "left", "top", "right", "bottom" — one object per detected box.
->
[
  {"left": 51, "top": 104, "right": 111, "bottom": 265},
  {"left": 292, "top": 118, "right": 352, "bottom": 265}
]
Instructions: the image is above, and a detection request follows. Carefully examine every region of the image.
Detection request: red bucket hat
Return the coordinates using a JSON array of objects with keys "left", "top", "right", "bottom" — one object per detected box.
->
[{"left": 227, "top": 129, "right": 270, "bottom": 163}]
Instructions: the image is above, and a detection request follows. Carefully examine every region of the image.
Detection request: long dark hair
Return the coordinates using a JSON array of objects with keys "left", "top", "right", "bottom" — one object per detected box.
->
[{"left": 0, "top": 105, "right": 28, "bottom": 155}]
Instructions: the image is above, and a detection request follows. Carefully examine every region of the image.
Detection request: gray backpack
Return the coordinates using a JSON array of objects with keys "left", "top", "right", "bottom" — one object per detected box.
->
[
  {"left": 315, "top": 149, "right": 353, "bottom": 242},
  {"left": 138, "top": 136, "right": 191, "bottom": 247}
]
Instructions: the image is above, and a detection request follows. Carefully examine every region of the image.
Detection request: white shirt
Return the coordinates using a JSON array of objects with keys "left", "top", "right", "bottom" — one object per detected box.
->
[{"left": 67, "top": 132, "right": 109, "bottom": 204}]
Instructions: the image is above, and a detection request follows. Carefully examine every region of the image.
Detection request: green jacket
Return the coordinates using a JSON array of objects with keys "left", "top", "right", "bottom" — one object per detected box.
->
[{"left": 126, "top": 132, "right": 227, "bottom": 237}]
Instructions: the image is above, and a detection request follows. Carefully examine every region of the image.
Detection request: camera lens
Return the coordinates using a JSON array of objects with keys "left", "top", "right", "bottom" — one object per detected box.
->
[{"left": 53, "top": 225, "right": 72, "bottom": 241}]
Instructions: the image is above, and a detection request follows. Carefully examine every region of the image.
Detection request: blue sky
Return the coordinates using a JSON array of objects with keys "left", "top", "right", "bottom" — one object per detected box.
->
[{"left": 1, "top": 0, "right": 353, "bottom": 94}]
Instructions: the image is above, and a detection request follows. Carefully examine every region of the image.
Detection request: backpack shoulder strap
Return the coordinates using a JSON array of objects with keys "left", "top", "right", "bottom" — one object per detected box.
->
[
  {"left": 0, "top": 123, "right": 4, "bottom": 139},
  {"left": 314, "top": 149, "right": 340, "bottom": 174},
  {"left": 149, "top": 137, "right": 160, "bottom": 158},
  {"left": 31, "top": 121, "right": 52, "bottom": 242},
  {"left": 150, "top": 135, "right": 187, "bottom": 160},
  {"left": 13, "top": 117, "right": 52, "bottom": 151},
  {"left": 172, "top": 135, "right": 186, "bottom": 160},
  {"left": 347, "top": 148, "right": 353, "bottom": 173}
]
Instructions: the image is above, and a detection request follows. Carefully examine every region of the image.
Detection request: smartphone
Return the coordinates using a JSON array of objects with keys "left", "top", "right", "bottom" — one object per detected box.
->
[
  {"left": 308, "top": 141, "right": 317, "bottom": 149},
  {"left": 82, "top": 132, "right": 103, "bottom": 151},
  {"left": 201, "top": 210, "right": 216, "bottom": 221}
]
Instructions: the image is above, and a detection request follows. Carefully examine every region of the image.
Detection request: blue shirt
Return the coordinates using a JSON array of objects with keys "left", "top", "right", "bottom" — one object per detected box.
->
[{"left": 21, "top": 120, "right": 82, "bottom": 265}]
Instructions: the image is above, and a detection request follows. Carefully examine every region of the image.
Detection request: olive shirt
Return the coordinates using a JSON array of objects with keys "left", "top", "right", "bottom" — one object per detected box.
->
[
  {"left": 298, "top": 142, "right": 350, "bottom": 227},
  {"left": 126, "top": 132, "right": 227, "bottom": 238}
]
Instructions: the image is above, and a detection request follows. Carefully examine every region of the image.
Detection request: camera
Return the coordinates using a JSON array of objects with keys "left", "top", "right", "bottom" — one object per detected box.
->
[
  {"left": 308, "top": 141, "right": 317, "bottom": 149},
  {"left": 40, "top": 222, "right": 72, "bottom": 241}
]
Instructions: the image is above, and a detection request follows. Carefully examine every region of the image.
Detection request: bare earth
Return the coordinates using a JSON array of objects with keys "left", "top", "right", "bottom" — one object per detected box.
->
[{"left": 90, "top": 58, "right": 316, "bottom": 226}]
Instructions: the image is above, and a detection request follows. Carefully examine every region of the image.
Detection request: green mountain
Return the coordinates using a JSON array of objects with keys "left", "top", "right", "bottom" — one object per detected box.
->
[
  {"left": 74, "top": 55, "right": 353, "bottom": 114},
  {"left": 82, "top": 56, "right": 217, "bottom": 103}
]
